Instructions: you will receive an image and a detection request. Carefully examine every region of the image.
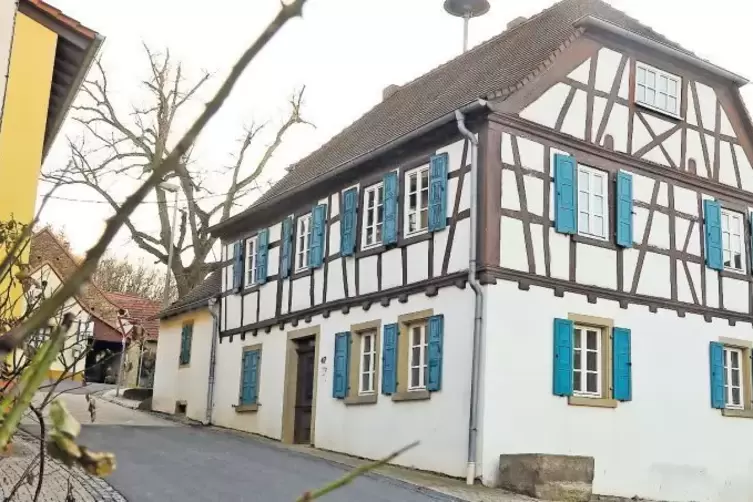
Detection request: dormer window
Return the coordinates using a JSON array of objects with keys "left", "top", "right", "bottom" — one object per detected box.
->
[{"left": 635, "top": 62, "right": 680, "bottom": 117}]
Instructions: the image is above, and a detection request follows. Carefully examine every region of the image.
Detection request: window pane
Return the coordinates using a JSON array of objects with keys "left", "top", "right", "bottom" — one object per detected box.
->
[
  {"left": 637, "top": 85, "right": 645, "bottom": 103},
  {"left": 646, "top": 88, "right": 655, "bottom": 103},
  {"left": 586, "top": 330, "right": 598, "bottom": 350},
  {"left": 411, "top": 367, "right": 420, "bottom": 387},
  {"left": 731, "top": 350, "right": 740, "bottom": 367},
  {"left": 579, "top": 170, "right": 589, "bottom": 191},
  {"left": 592, "top": 175, "right": 603, "bottom": 196},
  {"left": 411, "top": 346, "right": 420, "bottom": 366},
  {"left": 592, "top": 195, "right": 604, "bottom": 216},
  {"left": 637, "top": 67, "right": 646, "bottom": 84},
  {"left": 647, "top": 70, "right": 655, "bottom": 88},
  {"left": 573, "top": 349, "right": 581, "bottom": 370},
  {"left": 667, "top": 96, "right": 677, "bottom": 114},
  {"left": 657, "top": 93, "right": 667, "bottom": 110},
  {"left": 574, "top": 329, "right": 582, "bottom": 349},
  {"left": 573, "top": 370, "right": 581, "bottom": 391},
  {"left": 421, "top": 169, "right": 429, "bottom": 188},
  {"left": 586, "top": 373, "right": 598, "bottom": 393},
  {"left": 669, "top": 78, "right": 677, "bottom": 95},
  {"left": 732, "top": 387, "right": 741, "bottom": 405},
  {"left": 586, "top": 351, "right": 597, "bottom": 371},
  {"left": 420, "top": 208, "right": 428, "bottom": 229},
  {"left": 409, "top": 174, "right": 417, "bottom": 193},
  {"left": 593, "top": 215, "right": 604, "bottom": 236},
  {"left": 732, "top": 368, "right": 740, "bottom": 386},
  {"left": 734, "top": 253, "right": 742, "bottom": 270},
  {"left": 579, "top": 212, "right": 589, "bottom": 233},
  {"left": 579, "top": 190, "right": 589, "bottom": 213},
  {"left": 658, "top": 75, "right": 667, "bottom": 92}
]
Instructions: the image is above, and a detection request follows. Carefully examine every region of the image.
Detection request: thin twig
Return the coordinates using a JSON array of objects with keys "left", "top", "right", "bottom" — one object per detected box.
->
[
  {"left": 0, "top": 0, "right": 309, "bottom": 355},
  {"left": 29, "top": 406, "right": 45, "bottom": 502},
  {"left": 296, "top": 441, "right": 419, "bottom": 501}
]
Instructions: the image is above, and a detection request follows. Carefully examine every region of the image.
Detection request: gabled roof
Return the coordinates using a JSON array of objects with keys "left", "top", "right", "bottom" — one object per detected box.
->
[
  {"left": 156, "top": 271, "right": 221, "bottom": 320},
  {"left": 212, "top": 0, "right": 730, "bottom": 235},
  {"left": 28, "top": 228, "right": 120, "bottom": 329},
  {"left": 104, "top": 292, "right": 161, "bottom": 341},
  {"left": 18, "top": 0, "right": 104, "bottom": 159}
]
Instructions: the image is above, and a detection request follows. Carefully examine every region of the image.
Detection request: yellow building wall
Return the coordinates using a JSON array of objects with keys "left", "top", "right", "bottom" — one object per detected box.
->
[
  {"left": 0, "top": 13, "right": 57, "bottom": 225},
  {"left": 0, "top": 14, "right": 57, "bottom": 367}
]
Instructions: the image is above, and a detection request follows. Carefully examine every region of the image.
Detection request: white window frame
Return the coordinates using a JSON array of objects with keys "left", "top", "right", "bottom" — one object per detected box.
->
[
  {"left": 358, "top": 330, "right": 377, "bottom": 395},
  {"left": 295, "top": 213, "right": 311, "bottom": 273},
  {"left": 408, "top": 322, "right": 428, "bottom": 390},
  {"left": 721, "top": 209, "right": 745, "bottom": 273},
  {"left": 404, "top": 165, "right": 430, "bottom": 237},
  {"left": 577, "top": 165, "right": 609, "bottom": 240},
  {"left": 245, "top": 236, "right": 258, "bottom": 287},
  {"left": 724, "top": 346, "right": 745, "bottom": 410},
  {"left": 362, "top": 182, "right": 384, "bottom": 249},
  {"left": 572, "top": 324, "right": 602, "bottom": 398},
  {"left": 635, "top": 62, "right": 681, "bottom": 117}
]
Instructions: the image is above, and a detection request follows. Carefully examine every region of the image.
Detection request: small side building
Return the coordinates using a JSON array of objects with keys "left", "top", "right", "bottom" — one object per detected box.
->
[{"left": 152, "top": 272, "right": 220, "bottom": 422}]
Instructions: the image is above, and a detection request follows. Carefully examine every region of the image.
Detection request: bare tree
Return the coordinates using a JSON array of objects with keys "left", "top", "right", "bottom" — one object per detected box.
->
[
  {"left": 92, "top": 253, "right": 175, "bottom": 302},
  {"left": 43, "top": 45, "right": 313, "bottom": 297}
]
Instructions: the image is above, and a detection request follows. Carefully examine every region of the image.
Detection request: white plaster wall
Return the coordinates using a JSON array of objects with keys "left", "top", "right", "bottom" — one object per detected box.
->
[
  {"left": 220, "top": 139, "right": 469, "bottom": 330},
  {"left": 152, "top": 312, "right": 214, "bottom": 422},
  {"left": 481, "top": 281, "right": 753, "bottom": 502},
  {"left": 212, "top": 288, "right": 475, "bottom": 476},
  {"left": 0, "top": 0, "right": 16, "bottom": 127}
]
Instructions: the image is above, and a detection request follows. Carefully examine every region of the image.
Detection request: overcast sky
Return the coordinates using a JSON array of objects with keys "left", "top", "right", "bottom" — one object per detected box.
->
[{"left": 38, "top": 0, "right": 753, "bottom": 262}]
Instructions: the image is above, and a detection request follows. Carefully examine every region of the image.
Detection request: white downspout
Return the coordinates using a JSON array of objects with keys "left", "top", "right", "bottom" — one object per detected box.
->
[
  {"left": 455, "top": 102, "right": 486, "bottom": 485},
  {"left": 205, "top": 298, "right": 220, "bottom": 425}
]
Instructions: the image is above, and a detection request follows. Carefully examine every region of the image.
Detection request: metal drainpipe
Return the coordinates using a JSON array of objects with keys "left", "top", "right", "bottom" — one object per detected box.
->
[
  {"left": 205, "top": 298, "right": 220, "bottom": 425},
  {"left": 455, "top": 102, "right": 486, "bottom": 486}
]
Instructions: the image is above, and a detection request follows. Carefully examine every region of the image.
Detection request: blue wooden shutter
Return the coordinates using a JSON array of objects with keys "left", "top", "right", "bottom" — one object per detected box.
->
[
  {"left": 256, "top": 229, "right": 269, "bottom": 285},
  {"left": 341, "top": 188, "right": 358, "bottom": 256},
  {"left": 427, "top": 314, "right": 444, "bottom": 391},
  {"left": 552, "top": 318, "right": 574, "bottom": 396},
  {"left": 280, "top": 217, "right": 293, "bottom": 278},
  {"left": 554, "top": 154, "right": 578, "bottom": 234},
  {"left": 615, "top": 171, "right": 634, "bottom": 248},
  {"left": 428, "top": 153, "right": 449, "bottom": 232},
  {"left": 382, "top": 172, "right": 398, "bottom": 245},
  {"left": 232, "top": 241, "right": 244, "bottom": 291},
  {"left": 709, "top": 341, "right": 725, "bottom": 409},
  {"left": 332, "top": 332, "right": 350, "bottom": 398},
  {"left": 704, "top": 200, "right": 723, "bottom": 271},
  {"left": 241, "top": 350, "right": 259, "bottom": 405},
  {"left": 612, "top": 327, "right": 632, "bottom": 401},
  {"left": 381, "top": 323, "right": 398, "bottom": 394},
  {"left": 309, "top": 205, "right": 327, "bottom": 268}
]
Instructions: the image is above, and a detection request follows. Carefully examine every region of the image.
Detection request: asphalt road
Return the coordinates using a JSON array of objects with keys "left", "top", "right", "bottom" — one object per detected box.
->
[{"left": 79, "top": 425, "right": 452, "bottom": 502}]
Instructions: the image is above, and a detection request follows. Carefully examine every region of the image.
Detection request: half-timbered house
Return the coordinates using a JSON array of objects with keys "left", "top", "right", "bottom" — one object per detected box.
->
[{"left": 160, "top": 1, "right": 753, "bottom": 499}]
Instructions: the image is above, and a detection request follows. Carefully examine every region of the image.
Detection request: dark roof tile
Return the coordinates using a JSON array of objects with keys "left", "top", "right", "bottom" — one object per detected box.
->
[
  {"left": 220, "top": 0, "right": 694, "bottom": 229},
  {"left": 156, "top": 271, "right": 221, "bottom": 319}
]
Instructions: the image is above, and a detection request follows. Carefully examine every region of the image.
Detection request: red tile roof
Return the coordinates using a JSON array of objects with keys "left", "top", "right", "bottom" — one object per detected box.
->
[{"left": 104, "top": 292, "right": 161, "bottom": 341}]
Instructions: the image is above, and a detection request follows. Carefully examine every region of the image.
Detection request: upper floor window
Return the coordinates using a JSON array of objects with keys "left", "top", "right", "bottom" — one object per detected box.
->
[
  {"left": 635, "top": 62, "right": 680, "bottom": 117},
  {"left": 721, "top": 209, "right": 745, "bottom": 272},
  {"left": 577, "top": 165, "right": 608, "bottom": 240},
  {"left": 246, "top": 236, "right": 258, "bottom": 286},
  {"left": 362, "top": 183, "right": 384, "bottom": 249},
  {"left": 295, "top": 214, "right": 311, "bottom": 272},
  {"left": 405, "top": 166, "right": 430, "bottom": 236}
]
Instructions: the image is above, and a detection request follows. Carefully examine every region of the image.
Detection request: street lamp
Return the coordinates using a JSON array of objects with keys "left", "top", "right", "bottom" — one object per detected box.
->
[{"left": 159, "top": 182, "right": 180, "bottom": 308}]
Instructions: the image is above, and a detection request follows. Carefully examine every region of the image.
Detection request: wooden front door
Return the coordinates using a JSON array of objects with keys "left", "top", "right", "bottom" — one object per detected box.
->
[{"left": 293, "top": 338, "right": 316, "bottom": 444}]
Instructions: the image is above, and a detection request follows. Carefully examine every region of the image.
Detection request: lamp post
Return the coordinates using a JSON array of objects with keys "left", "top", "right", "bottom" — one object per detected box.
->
[
  {"left": 159, "top": 182, "right": 180, "bottom": 308},
  {"left": 443, "top": 0, "right": 490, "bottom": 53}
]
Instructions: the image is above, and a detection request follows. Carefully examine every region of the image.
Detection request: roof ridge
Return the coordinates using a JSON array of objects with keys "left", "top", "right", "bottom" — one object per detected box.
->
[{"left": 265, "top": 0, "right": 568, "bottom": 202}]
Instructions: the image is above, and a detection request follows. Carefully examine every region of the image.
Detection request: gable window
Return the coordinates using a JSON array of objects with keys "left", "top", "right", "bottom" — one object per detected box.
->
[
  {"left": 577, "top": 165, "right": 608, "bottom": 239},
  {"left": 362, "top": 183, "right": 384, "bottom": 249},
  {"left": 573, "top": 325, "right": 602, "bottom": 397},
  {"left": 246, "top": 236, "right": 258, "bottom": 286},
  {"left": 359, "top": 330, "right": 377, "bottom": 394},
  {"left": 295, "top": 213, "right": 311, "bottom": 272},
  {"left": 404, "top": 165, "right": 430, "bottom": 236},
  {"left": 635, "top": 62, "right": 680, "bottom": 117},
  {"left": 721, "top": 209, "right": 745, "bottom": 272},
  {"left": 408, "top": 321, "right": 428, "bottom": 390}
]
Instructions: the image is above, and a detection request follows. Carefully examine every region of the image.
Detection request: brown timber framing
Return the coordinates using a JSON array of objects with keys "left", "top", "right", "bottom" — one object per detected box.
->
[{"left": 479, "top": 113, "right": 753, "bottom": 324}]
